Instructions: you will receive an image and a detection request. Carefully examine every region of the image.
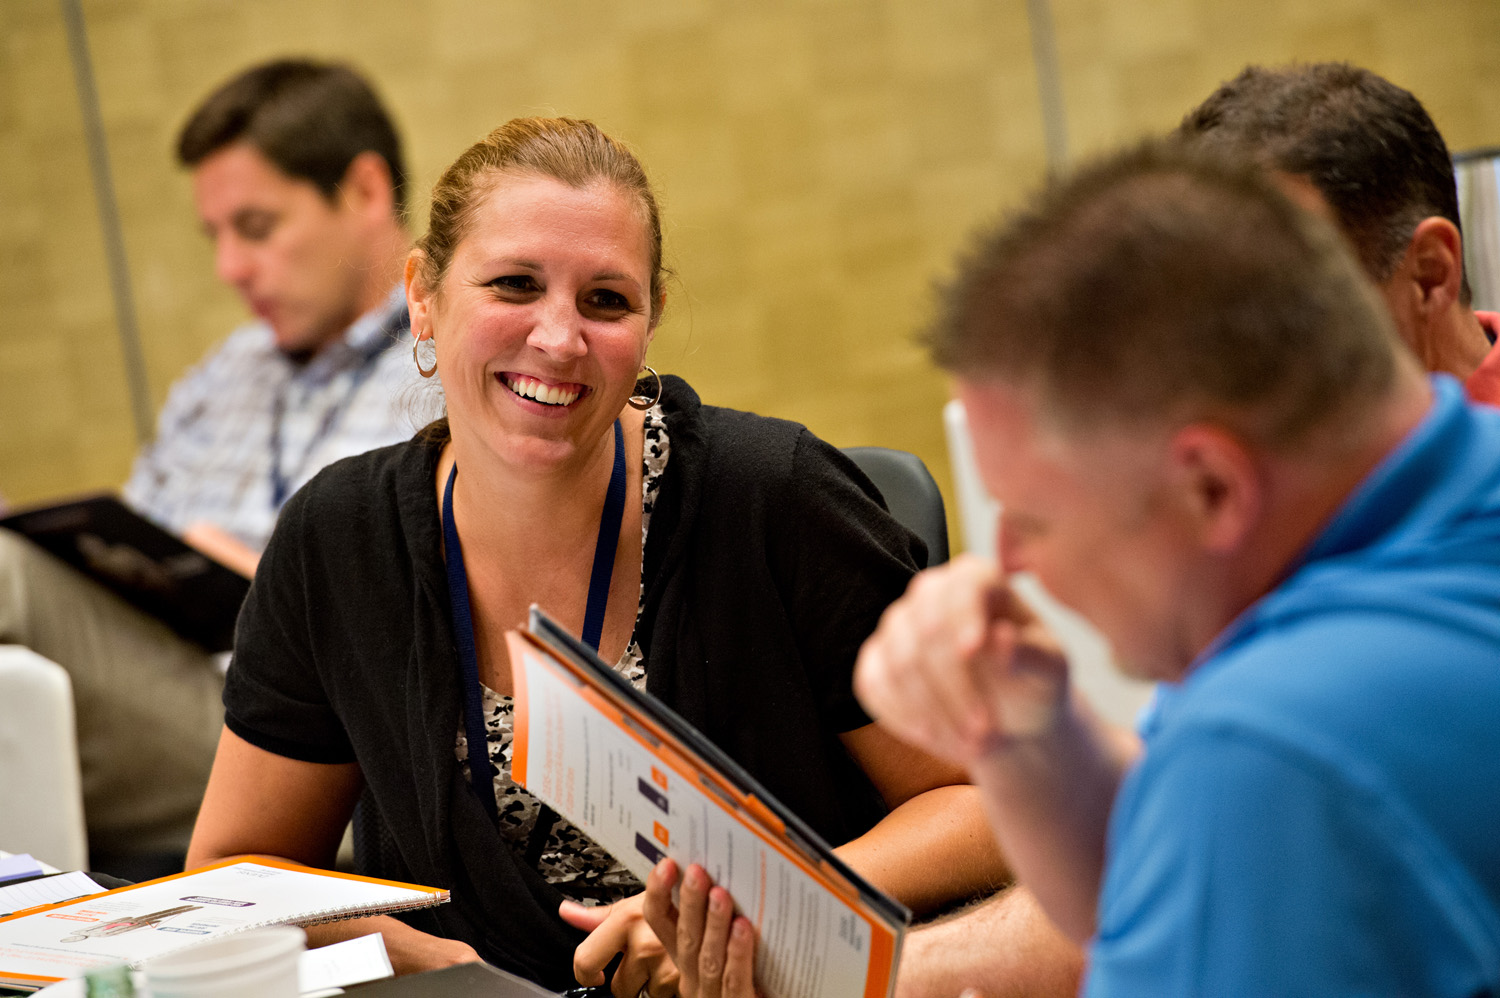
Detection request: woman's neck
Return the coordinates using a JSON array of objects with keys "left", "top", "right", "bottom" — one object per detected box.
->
[
  {"left": 439, "top": 410, "right": 642, "bottom": 567},
  {"left": 436, "top": 409, "right": 648, "bottom": 689}
]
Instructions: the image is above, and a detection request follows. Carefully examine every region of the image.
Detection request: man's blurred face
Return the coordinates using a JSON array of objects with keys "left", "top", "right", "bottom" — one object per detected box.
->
[
  {"left": 192, "top": 143, "right": 370, "bottom": 357},
  {"left": 960, "top": 378, "right": 1204, "bottom": 681}
]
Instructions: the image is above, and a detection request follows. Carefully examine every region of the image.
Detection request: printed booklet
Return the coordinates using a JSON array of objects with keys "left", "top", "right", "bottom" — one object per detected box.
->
[{"left": 507, "top": 607, "right": 909, "bottom": 998}]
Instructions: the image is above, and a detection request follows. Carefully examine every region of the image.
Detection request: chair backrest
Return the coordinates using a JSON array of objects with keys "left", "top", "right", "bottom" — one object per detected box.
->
[
  {"left": 0, "top": 646, "right": 88, "bottom": 870},
  {"left": 841, "top": 447, "right": 949, "bottom": 567}
]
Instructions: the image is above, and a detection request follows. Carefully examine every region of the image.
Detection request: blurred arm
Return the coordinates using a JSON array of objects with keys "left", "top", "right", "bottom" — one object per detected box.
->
[{"left": 181, "top": 522, "right": 260, "bottom": 578}]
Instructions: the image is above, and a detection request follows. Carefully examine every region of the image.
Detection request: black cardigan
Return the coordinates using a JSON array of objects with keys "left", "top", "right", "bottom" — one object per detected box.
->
[{"left": 224, "top": 376, "right": 924, "bottom": 988}]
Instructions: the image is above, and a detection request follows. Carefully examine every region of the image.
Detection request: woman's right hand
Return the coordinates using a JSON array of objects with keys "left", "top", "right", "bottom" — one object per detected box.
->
[
  {"left": 307, "top": 914, "right": 482, "bottom": 976},
  {"left": 641, "top": 859, "right": 758, "bottom": 998},
  {"left": 187, "top": 730, "right": 482, "bottom": 977}
]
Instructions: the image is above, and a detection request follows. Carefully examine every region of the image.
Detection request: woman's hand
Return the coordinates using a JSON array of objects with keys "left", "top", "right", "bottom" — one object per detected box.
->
[
  {"left": 642, "top": 859, "right": 758, "bottom": 998},
  {"left": 378, "top": 924, "right": 482, "bottom": 976},
  {"left": 561, "top": 892, "right": 680, "bottom": 998},
  {"left": 308, "top": 914, "right": 482, "bottom": 976}
]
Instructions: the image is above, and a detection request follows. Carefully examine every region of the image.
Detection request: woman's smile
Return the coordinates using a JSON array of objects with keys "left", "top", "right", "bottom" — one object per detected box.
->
[{"left": 500, "top": 372, "right": 586, "bottom": 408}]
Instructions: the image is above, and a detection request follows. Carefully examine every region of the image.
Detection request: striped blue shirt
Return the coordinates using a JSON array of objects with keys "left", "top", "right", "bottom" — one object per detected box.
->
[{"left": 123, "top": 286, "right": 437, "bottom": 551}]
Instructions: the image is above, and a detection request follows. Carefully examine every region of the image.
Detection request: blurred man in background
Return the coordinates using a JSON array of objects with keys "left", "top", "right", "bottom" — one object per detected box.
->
[
  {"left": 0, "top": 59, "right": 420, "bottom": 878},
  {"left": 1180, "top": 61, "right": 1500, "bottom": 402}
]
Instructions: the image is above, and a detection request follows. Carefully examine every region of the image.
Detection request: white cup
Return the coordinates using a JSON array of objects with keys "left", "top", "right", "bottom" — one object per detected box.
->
[{"left": 143, "top": 925, "right": 305, "bottom": 998}]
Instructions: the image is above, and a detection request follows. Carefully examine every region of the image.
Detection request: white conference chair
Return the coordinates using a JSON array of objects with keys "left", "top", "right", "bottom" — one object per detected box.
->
[
  {"left": 941, "top": 399, "right": 1155, "bottom": 729},
  {"left": 0, "top": 645, "right": 88, "bottom": 870}
]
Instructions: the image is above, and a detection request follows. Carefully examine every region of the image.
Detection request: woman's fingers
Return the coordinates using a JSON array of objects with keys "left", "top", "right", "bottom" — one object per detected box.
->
[
  {"left": 658, "top": 866, "right": 759, "bottom": 998},
  {"left": 568, "top": 899, "right": 628, "bottom": 987},
  {"left": 641, "top": 858, "right": 682, "bottom": 962},
  {"left": 559, "top": 898, "right": 613, "bottom": 933},
  {"left": 722, "top": 917, "right": 757, "bottom": 998},
  {"left": 568, "top": 895, "right": 670, "bottom": 994},
  {"left": 611, "top": 929, "right": 677, "bottom": 998},
  {"left": 696, "top": 886, "right": 735, "bottom": 998},
  {"left": 675, "top": 865, "right": 711, "bottom": 995}
]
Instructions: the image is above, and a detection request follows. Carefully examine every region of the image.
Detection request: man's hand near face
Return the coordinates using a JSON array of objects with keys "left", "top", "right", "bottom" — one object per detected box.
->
[
  {"left": 854, "top": 554, "right": 1138, "bottom": 943},
  {"left": 853, "top": 554, "right": 1071, "bottom": 769}
]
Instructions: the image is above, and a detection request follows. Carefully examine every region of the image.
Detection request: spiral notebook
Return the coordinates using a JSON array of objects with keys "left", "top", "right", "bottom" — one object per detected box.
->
[{"left": 0, "top": 857, "right": 448, "bottom": 991}]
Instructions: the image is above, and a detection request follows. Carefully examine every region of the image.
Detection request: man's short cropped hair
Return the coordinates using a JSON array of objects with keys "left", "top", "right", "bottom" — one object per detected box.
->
[
  {"left": 928, "top": 142, "right": 1402, "bottom": 450},
  {"left": 1176, "top": 63, "right": 1461, "bottom": 296},
  {"left": 177, "top": 59, "right": 407, "bottom": 215}
]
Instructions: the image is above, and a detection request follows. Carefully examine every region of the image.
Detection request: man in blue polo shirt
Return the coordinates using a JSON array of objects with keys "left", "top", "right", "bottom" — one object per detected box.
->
[
  {"left": 842, "top": 144, "right": 1500, "bottom": 996},
  {"left": 839, "top": 61, "right": 1500, "bottom": 998}
]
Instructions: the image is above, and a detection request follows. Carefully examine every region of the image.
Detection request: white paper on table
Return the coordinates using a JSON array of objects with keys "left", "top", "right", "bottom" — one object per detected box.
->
[
  {"left": 0, "top": 853, "right": 60, "bottom": 876},
  {"left": 298, "top": 932, "right": 392, "bottom": 995},
  {"left": 34, "top": 935, "right": 392, "bottom": 997},
  {"left": 0, "top": 874, "right": 106, "bottom": 917}
]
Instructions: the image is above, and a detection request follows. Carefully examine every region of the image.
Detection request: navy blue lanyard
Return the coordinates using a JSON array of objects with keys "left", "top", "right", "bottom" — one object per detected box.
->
[
  {"left": 268, "top": 309, "right": 407, "bottom": 508},
  {"left": 443, "top": 418, "right": 627, "bottom": 821}
]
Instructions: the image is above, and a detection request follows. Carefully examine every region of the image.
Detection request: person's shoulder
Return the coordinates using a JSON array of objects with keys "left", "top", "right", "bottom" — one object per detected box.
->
[
  {"left": 1152, "top": 607, "right": 1500, "bottom": 809},
  {"left": 662, "top": 375, "right": 837, "bottom": 481},
  {"left": 1189, "top": 596, "right": 1500, "bottom": 708},
  {"left": 279, "top": 434, "right": 433, "bottom": 526},
  {"left": 151, "top": 321, "right": 277, "bottom": 415},
  {"left": 188, "top": 319, "right": 279, "bottom": 373}
]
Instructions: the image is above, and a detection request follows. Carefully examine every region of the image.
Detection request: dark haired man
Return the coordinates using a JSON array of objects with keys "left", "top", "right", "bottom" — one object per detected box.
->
[
  {"left": 0, "top": 59, "right": 421, "bottom": 877},
  {"left": 125, "top": 58, "right": 417, "bottom": 557},
  {"left": 1178, "top": 62, "right": 1500, "bottom": 403},
  {"left": 852, "top": 145, "right": 1500, "bottom": 995}
]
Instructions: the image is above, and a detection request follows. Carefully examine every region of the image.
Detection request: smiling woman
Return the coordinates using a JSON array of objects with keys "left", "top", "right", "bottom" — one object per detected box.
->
[
  {"left": 411, "top": 169, "right": 657, "bottom": 478},
  {"left": 185, "top": 118, "right": 1007, "bottom": 995}
]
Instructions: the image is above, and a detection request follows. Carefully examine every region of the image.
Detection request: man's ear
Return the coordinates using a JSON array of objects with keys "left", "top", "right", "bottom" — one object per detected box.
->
[
  {"left": 1397, "top": 216, "right": 1464, "bottom": 313},
  {"left": 1166, "top": 424, "right": 1263, "bottom": 556},
  {"left": 339, "top": 151, "right": 396, "bottom": 221},
  {"left": 405, "top": 252, "right": 433, "bottom": 339}
]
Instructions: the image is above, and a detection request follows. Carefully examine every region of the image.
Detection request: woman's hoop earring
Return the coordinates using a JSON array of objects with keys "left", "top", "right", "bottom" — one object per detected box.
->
[
  {"left": 413, "top": 336, "right": 438, "bottom": 378},
  {"left": 627, "top": 365, "right": 661, "bottom": 410}
]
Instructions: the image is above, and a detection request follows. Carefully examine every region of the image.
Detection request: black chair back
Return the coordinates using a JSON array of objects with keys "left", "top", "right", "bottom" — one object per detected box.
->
[{"left": 842, "top": 446, "right": 949, "bottom": 566}]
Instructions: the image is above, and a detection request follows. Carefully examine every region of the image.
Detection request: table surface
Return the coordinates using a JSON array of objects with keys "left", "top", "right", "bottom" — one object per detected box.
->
[{"left": 346, "top": 961, "right": 562, "bottom": 997}]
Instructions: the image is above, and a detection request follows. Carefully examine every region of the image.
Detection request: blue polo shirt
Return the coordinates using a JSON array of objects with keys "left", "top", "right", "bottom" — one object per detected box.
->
[{"left": 1086, "top": 377, "right": 1500, "bottom": 997}]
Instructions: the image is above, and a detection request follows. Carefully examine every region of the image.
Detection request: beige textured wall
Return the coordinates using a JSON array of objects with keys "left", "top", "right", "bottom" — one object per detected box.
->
[{"left": 3, "top": 0, "right": 1498, "bottom": 548}]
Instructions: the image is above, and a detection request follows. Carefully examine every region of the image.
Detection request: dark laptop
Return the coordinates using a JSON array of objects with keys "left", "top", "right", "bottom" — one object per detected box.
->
[{"left": 0, "top": 494, "right": 250, "bottom": 652}]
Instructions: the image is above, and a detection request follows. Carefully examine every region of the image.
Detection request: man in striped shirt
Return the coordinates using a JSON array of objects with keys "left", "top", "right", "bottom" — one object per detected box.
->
[{"left": 0, "top": 59, "right": 424, "bottom": 878}]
